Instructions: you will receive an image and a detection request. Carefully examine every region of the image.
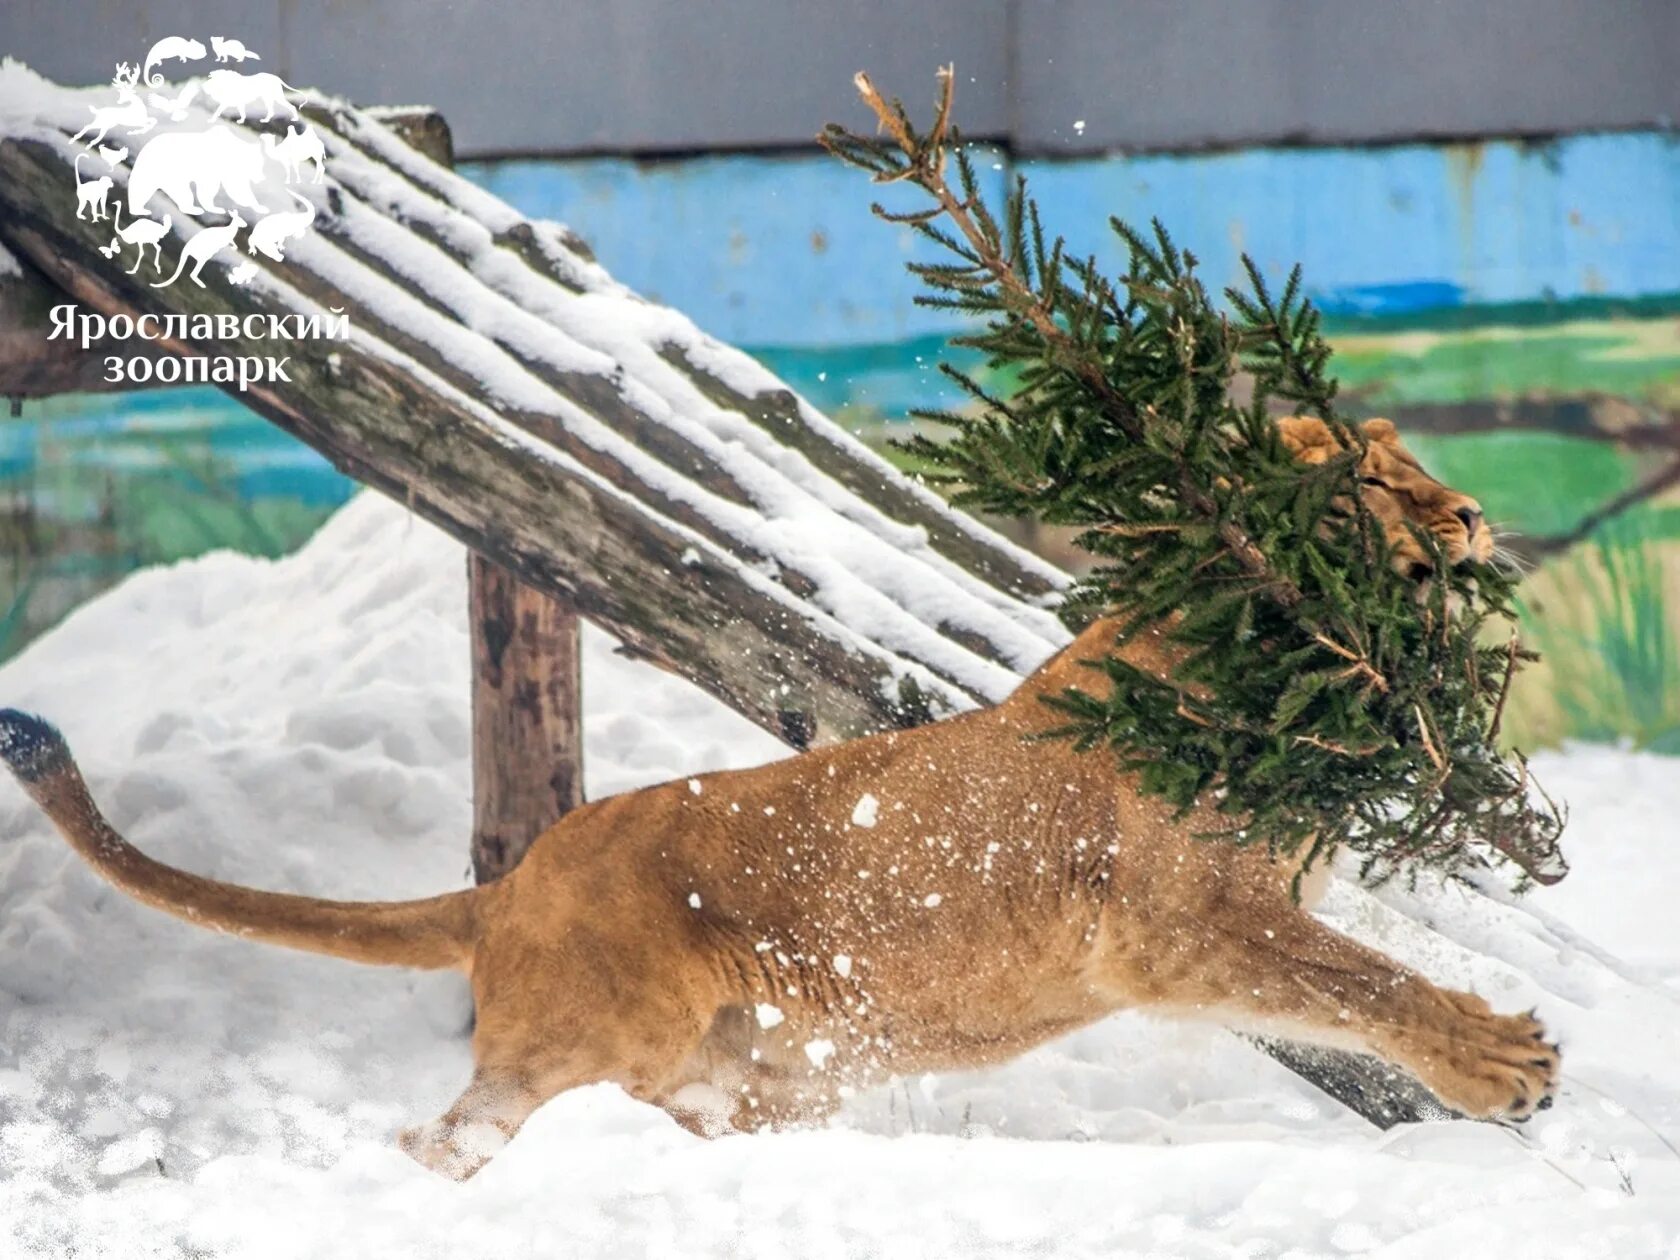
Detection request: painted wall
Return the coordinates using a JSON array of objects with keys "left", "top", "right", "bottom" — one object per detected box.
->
[{"left": 6, "top": 132, "right": 1680, "bottom": 746}]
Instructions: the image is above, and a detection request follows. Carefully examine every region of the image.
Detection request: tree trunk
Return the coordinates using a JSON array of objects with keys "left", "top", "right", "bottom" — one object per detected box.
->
[{"left": 468, "top": 553, "right": 584, "bottom": 883}]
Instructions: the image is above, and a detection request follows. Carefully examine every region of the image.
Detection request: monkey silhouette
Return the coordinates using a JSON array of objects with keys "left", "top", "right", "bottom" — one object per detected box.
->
[{"left": 74, "top": 153, "right": 113, "bottom": 222}]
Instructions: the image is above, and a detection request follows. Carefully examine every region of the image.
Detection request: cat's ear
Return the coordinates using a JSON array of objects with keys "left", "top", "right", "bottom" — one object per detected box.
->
[
  {"left": 1362, "top": 418, "right": 1400, "bottom": 447},
  {"left": 1275, "top": 416, "right": 1333, "bottom": 464}
]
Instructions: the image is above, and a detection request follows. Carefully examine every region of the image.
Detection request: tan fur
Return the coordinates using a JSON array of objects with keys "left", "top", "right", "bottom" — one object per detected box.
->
[{"left": 7, "top": 418, "right": 1552, "bottom": 1180}]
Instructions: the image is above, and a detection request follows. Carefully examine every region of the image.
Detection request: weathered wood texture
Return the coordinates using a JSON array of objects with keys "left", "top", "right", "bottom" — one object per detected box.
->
[
  {"left": 382, "top": 108, "right": 590, "bottom": 883},
  {"left": 468, "top": 552, "right": 585, "bottom": 883},
  {"left": 0, "top": 244, "right": 167, "bottom": 398},
  {"left": 0, "top": 79, "right": 1453, "bottom": 1130},
  {"left": 0, "top": 156, "right": 1005, "bottom": 745}
]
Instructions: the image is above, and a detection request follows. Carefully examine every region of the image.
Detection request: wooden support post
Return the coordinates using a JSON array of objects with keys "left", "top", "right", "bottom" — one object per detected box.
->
[{"left": 468, "top": 552, "right": 584, "bottom": 883}]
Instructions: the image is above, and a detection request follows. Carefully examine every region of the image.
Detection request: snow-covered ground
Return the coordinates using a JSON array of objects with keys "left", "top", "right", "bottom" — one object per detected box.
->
[{"left": 2, "top": 493, "right": 1678, "bottom": 1258}]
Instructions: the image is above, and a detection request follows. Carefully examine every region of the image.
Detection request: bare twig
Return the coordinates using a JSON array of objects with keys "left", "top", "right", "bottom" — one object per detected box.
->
[{"left": 1486, "top": 630, "right": 1521, "bottom": 744}]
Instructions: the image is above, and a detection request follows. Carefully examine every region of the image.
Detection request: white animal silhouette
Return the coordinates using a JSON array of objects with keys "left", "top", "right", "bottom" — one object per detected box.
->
[
  {"left": 141, "top": 36, "right": 206, "bottom": 86},
  {"left": 111, "top": 205, "right": 173, "bottom": 274},
  {"left": 153, "top": 211, "right": 245, "bottom": 288},
  {"left": 99, "top": 237, "right": 122, "bottom": 259},
  {"left": 97, "top": 144, "right": 129, "bottom": 167},
  {"left": 203, "top": 70, "right": 301, "bottom": 124},
  {"left": 72, "top": 65, "right": 155, "bottom": 148},
  {"left": 263, "top": 125, "right": 325, "bottom": 183},
  {"left": 127, "top": 126, "right": 271, "bottom": 217},
  {"left": 73, "top": 154, "right": 113, "bottom": 222},
  {"left": 245, "top": 189, "right": 316, "bottom": 262},
  {"left": 227, "top": 261, "right": 258, "bottom": 285},
  {"left": 147, "top": 82, "right": 201, "bottom": 122},
  {"left": 210, "top": 37, "right": 260, "bottom": 64}
]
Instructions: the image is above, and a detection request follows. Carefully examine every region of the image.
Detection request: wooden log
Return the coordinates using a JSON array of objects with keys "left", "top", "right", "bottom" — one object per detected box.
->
[
  {"left": 283, "top": 114, "right": 1059, "bottom": 695},
  {"left": 316, "top": 106, "right": 1066, "bottom": 609},
  {"left": 0, "top": 135, "right": 970, "bottom": 744},
  {"left": 0, "top": 243, "right": 169, "bottom": 399},
  {"left": 0, "top": 106, "right": 447, "bottom": 402},
  {"left": 468, "top": 553, "right": 585, "bottom": 883}
]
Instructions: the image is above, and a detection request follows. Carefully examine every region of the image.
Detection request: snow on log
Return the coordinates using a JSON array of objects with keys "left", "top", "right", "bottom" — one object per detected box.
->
[{"left": 0, "top": 65, "right": 1066, "bottom": 742}]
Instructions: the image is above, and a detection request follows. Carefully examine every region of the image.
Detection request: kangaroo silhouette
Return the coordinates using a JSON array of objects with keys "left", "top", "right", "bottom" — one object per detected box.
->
[
  {"left": 73, "top": 153, "right": 113, "bottom": 221},
  {"left": 127, "top": 126, "right": 270, "bottom": 217},
  {"left": 153, "top": 212, "right": 245, "bottom": 288},
  {"left": 141, "top": 36, "right": 206, "bottom": 86},
  {"left": 111, "top": 205, "right": 173, "bottom": 274}
]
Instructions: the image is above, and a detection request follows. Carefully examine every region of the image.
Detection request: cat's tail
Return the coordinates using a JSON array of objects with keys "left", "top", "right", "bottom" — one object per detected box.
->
[{"left": 0, "top": 710, "right": 484, "bottom": 969}]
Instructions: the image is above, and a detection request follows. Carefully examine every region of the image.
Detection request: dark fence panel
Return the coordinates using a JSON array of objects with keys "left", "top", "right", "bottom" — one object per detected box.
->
[{"left": 4, "top": 1, "right": 1676, "bottom": 155}]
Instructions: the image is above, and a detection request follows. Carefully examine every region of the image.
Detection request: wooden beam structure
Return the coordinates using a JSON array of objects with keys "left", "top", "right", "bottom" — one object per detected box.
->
[{"left": 468, "top": 552, "right": 585, "bottom": 883}]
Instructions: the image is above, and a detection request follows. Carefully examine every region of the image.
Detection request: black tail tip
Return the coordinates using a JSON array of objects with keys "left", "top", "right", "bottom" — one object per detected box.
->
[{"left": 0, "top": 709, "right": 68, "bottom": 783}]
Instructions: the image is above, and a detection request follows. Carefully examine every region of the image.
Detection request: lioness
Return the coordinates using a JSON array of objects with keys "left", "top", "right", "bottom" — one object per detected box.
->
[{"left": 0, "top": 417, "right": 1555, "bottom": 1179}]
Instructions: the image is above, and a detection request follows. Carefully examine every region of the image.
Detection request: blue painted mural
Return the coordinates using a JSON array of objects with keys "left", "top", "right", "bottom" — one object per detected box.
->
[{"left": 7, "top": 130, "right": 1680, "bottom": 746}]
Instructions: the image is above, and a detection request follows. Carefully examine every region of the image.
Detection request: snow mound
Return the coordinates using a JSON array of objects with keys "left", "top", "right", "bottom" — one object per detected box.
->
[{"left": 1, "top": 493, "right": 1678, "bottom": 1257}]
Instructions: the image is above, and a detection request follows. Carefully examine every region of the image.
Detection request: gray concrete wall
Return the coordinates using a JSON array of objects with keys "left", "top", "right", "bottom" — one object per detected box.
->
[{"left": 4, "top": 1, "right": 1676, "bottom": 156}]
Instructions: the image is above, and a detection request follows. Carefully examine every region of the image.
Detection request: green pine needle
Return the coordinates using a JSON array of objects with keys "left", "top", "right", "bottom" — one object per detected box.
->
[{"left": 822, "top": 72, "right": 1567, "bottom": 889}]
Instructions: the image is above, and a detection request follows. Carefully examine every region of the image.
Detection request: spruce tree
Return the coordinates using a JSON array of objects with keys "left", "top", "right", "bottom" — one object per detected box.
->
[{"left": 821, "top": 68, "right": 1566, "bottom": 890}]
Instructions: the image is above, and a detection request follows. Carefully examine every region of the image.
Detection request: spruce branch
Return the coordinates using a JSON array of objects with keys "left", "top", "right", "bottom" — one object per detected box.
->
[
  {"left": 840, "top": 70, "right": 1317, "bottom": 622},
  {"left": 822, "top": 69, "right": 1567, "bottom": 889}
]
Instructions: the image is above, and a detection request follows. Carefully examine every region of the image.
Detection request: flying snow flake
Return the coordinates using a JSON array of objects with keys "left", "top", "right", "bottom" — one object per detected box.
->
[
  {"left": 1073, "top": 118, "right": 1087, "bottom": 135},
  {"left": 688, "top": 778, "right": 703, "bottom": 795},
  {"left": 679, "top": 547, "right": 701, "bottom": 566},
  {"left": 851, "top": 794, "right": 880, "bottom": 828},
  {"left": 755, "top": 1003, "right": 785, "bottom": 1030},
  {"left": 922, "top": 893, "right": 943, "bottom": 908},
  {"left": 833, "top": 954, "right": 853, "bottom": 978},
  {"left": 688, "top": 893, "right": 702, "bottom": 910},
  {"left": 804, "top": 1039, "right": 836, "bottom": 1069}
]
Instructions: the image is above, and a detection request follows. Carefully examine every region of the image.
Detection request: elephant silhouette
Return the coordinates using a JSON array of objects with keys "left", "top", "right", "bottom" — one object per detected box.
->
[{"left": 126, "top": 126, "right": 272, "bottom": 217}]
